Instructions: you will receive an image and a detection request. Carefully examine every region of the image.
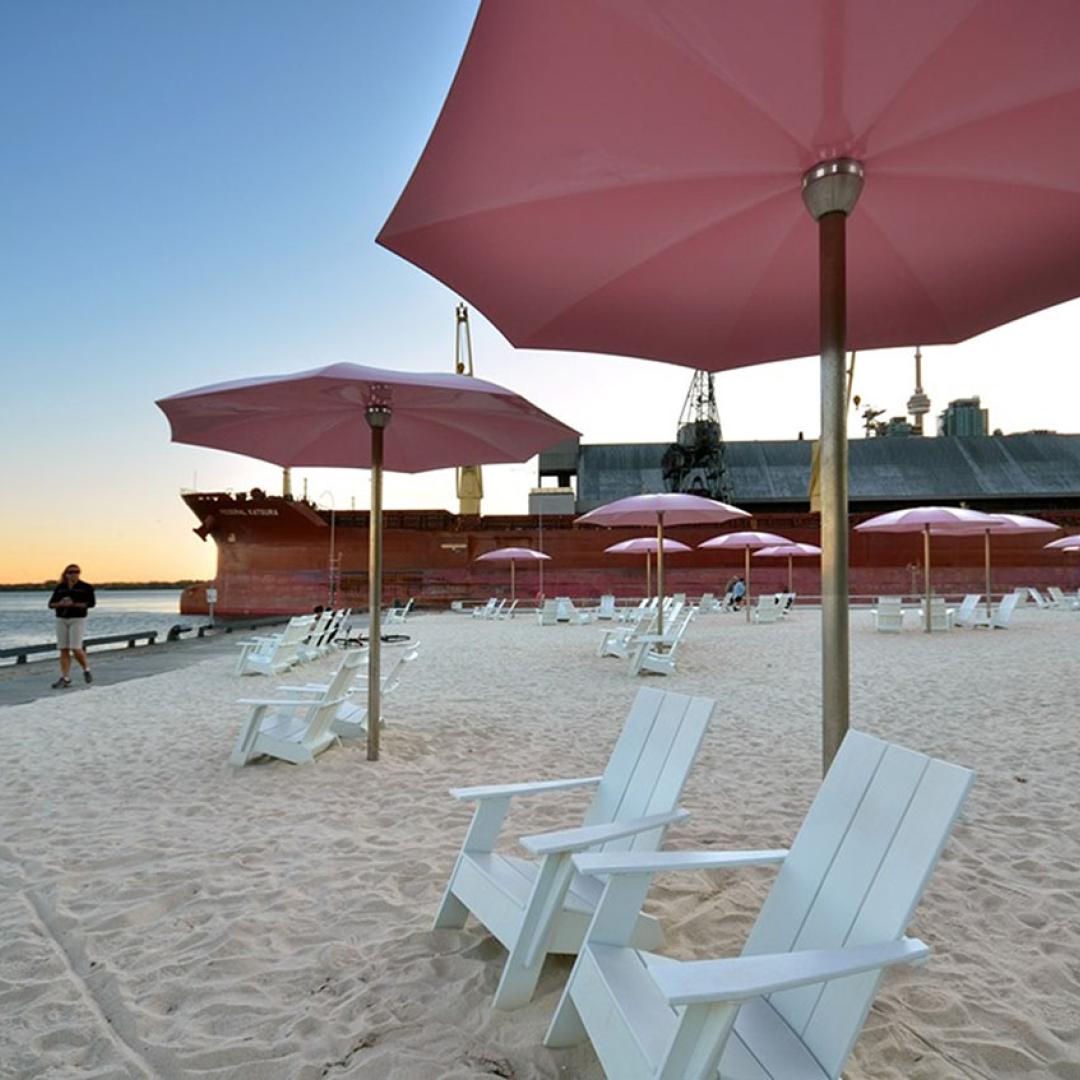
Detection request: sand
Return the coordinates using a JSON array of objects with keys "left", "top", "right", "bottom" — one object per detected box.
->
[{"left": 1, "top": 605, "right": 1078, "bottom": 1079}]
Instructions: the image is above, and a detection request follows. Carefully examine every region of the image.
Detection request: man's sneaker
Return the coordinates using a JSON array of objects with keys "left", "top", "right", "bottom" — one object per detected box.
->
[
  {"left": 51, "top": 677, "right": 71, "bottom": 689},
  {"left": 84, "top": 670, "right": 93, "bottom": 684}
]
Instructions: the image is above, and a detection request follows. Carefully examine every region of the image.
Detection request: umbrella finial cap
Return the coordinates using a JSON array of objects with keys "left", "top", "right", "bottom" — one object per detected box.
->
[
  {"left": 802, "top": 158, "right": 865, "bottom": 220},
  {"left": 365, "top": 404, "right": 392, "bottom": 428}
]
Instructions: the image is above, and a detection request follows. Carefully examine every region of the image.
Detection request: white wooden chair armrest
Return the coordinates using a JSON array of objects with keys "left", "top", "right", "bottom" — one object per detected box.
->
[
  {"left": 520, "top": 809, "right": 689, "bottom": 856},
  {"left": 571, "top": 849, "right": 789, "bottom": 876},
  {"left": 449, "top": 775, "right": 603, "bottom": 802},
  {"left": 277, "top": 684, "right": 326, "bottom": 693},
  {"left": 647, "top": 937, "right": 929, "bottom": 1006},
  {"left": 235, "top": 698, "right": 317, "bottom": 707}
]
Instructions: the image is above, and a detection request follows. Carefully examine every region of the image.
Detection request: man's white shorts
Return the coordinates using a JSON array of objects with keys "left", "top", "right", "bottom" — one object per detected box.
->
[{"left": 56, "top": 618, "right": 87, "bottom": 650}]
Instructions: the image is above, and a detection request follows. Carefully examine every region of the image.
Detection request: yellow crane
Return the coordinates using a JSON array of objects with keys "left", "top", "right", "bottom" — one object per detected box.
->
[{"left": 454, "top": 303, "right": 484, "bottom": 515}]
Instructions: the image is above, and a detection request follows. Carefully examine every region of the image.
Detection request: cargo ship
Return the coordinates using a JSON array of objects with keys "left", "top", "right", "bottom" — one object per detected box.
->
[
  {"left": 178, "top": 428, "right": 1080, "bottom": 619},
  {"left": 177, "top": 326, "right": 1080, "bottom": 618}
]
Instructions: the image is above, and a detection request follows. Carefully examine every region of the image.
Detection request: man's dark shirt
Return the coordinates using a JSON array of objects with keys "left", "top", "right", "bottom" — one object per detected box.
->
[{"left": 49, "top": 581, "right": 96, "bottom": 619}]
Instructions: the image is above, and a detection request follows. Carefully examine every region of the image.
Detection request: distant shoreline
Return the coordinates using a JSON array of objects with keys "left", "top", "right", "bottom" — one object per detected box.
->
[{"left": 0, "top": 582, "right": 203, "bottom": 592}]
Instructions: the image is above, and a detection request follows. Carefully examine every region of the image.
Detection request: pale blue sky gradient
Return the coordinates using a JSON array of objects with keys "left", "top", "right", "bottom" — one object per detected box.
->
[{"left": 3, "top": 1, "right": 1078, "bottom": 581}]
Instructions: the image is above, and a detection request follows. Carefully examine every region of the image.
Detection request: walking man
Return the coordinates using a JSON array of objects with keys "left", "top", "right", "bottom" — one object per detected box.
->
[{"left": 48, "top": 564, "right": 95, "bottom": 688}]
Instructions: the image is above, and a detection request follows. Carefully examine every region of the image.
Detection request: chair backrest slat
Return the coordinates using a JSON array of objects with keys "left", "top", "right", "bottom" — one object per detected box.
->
[{"left": 584, "top": 689, "right": 712, "bottom": 851}]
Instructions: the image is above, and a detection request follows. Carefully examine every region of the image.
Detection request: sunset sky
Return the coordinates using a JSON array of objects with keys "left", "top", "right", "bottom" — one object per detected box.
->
[{"left": 4, "top": 1, "right": 1080, "bottom": 584}]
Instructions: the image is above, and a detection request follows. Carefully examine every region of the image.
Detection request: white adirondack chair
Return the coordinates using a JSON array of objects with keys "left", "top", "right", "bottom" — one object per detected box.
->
[
  {"left": 234, "top": 615, "right": 313, "bottom": 675},
  {"left": 696, "top": 593, "right": 720, "bottom": 614},
  {"left": 1026, "top": 587, "right": 1049, "bottom": 608},
  {"left": 952, "top": 593, "right": 982, "bottom": 627},
  {"left": 777, "top": 592, "right": 796, "bottom": 615},
  {"left": 545, "top": 730, "right": 974, "bottom": 1080},
  {"left": 751, "top": 595, "right": 784, "bottom": 624},
  {"left": 629, "top": 609, "right": 696, "bottom": 677},
  {"left": 596, "top": 594, "right": 618, "bottom": 620},
  {"left": 916, "top": 596, "right": 955, "bottom": 631},
  {"left": 385, "top": 598, "right": 414, "bottom": 625},
  {"left": 472, "top": 598, "right": 498, "bottom": 619},
  {"left": 294, "top": 610, "right": 338, "bottom": 663},
  {"left": 495, "top": 598, "right": 519, "bottom": 620},
  {"left": 1047, "top": 586, "right": 1080, "bottom": 610},
  {"left": 872, "top": 597, "right": 903, "bottom": 633},
  {"left": 229, "top": 648, "right": 365, "bottom": 766},
  {"left": 557, "top": 597, "right": 590, "bottom": 623},
  {"left": 434, "top": 687, "right": 715, "bottom": 1010},
  {"left": 971, "top": 591, "right": 1020, "bottom": 629},
  {"left": 537, "top": 599, "right": 560, "bottom": 626},
  {"left": 599, "top": 606, "right": 670, "bottom": 660},
  {"left": 620, "top": 599, "right": 652, "bottom": 624}
]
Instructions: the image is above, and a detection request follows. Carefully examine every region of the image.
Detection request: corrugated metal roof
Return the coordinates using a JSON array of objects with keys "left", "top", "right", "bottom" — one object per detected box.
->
[{"left": 575, "top": 433, "right": 1080, "bottom": 510}]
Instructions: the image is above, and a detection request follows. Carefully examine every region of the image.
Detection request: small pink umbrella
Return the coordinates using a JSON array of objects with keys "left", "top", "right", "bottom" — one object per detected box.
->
[
  {"left": 1045, "top": 536, "right": 1080, "bottom": 551},
  {"left": 576, "top": 493, "right": 748, "bottom": 634},
  {"left": 753, "top": 542, "right": 822, "bottom": 595},
  {"left": 475, "top": 546, "right": 551, "bottom": 603},
  {"left": 699, "top": 530, "right": 793, "bottom": 623},
  {"left": 604, "top": 536, "right": 692, "bottom": 601},
  {"left": 968, "top": 514, "right": 1059, "bottom": 620},
  {"left": 855, "top": 507, "right": 996, "bottom": 632},
  {"left": 157, "top": 362, "right": 576, "bottom": 761}
]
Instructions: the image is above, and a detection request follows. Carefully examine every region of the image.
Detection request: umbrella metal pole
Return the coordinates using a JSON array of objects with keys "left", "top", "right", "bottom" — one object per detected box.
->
[
  {"left": 365, "top": 407, "right": 390, "bottom": 761},
  {"left": 923, "top": 525, "right": 932, "bottom": 633},
  {"left": 788, "top": 554, "right": 794, "bottom": 594},
  {"left": 804, "top": 158, "right": 862, "bottom": 775},
  {"left": 511, "top": 560, "right": 516, "bottom": 603},
  {"left": 984, "top": 531, "right": 993, "bottom": 621},
  {"left": 656, "top": 515, "right": 665, "bottom": 636},
  {"left": 744, "top": 546, "right": 751, "bottom": 624},
  {"left": 645, "top": 552, "right": 651, "bottom": 602}
]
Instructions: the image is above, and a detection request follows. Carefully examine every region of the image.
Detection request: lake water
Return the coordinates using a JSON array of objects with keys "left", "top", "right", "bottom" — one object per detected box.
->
[{"left": 0, "top": 590, "right": 186, "bottom": 661}]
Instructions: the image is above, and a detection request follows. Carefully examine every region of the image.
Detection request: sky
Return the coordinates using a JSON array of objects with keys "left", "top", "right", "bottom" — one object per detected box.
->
[{"left": 3, "top": 1, "right": 1079, "bottom": 584}]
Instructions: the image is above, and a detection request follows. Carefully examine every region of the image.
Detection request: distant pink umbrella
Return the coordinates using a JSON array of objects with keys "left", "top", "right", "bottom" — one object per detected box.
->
[
  {"left": 577, "top": 493, "right": 748, "bottom": 633},
  {"left": 1044, "top": 536, "right": 1080, "bottom": 551},
  {"left": 855, "top": 507, "right": 996, "bottom": 632},
  {"left": 157, "top": 362, "right": 576, "bottom": 761},
  {"left": 753, "top": 542, "right": 822, "bottom": 595},
  {"left": 379, "top": 2, "right": 1080, "bottom": 770},
  {"left": 604, "top": 536, "right": 692, "bottom": 601},
  {"left": 475, "top": 546, "right": 551, "bottom": 603},
  {"left": 966, "top": 514, "right": 1059, "bottom": 620},
  {"left": 699, "top": 531, "right": 793, "bottom": 623}
]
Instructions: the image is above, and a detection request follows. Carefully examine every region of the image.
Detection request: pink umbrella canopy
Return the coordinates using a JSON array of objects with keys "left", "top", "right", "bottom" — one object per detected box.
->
[
  {"left": 1045, "top": 535, "right": 1080, "bottom": 551},
  {"left": 605, "top": 535, "right": 693, "bottom": 601},
  {"left": 577, "top": 493, "right": 747, "bottom": 633},
  {"left": 855, "top": 507, "right": 997, "bottom": 631},
  {"left": 475, "top": 547, "right": 551, "bottom": 603},
  {"left": 379, "top": 1, "right": 1080, "bottom": 769},
  {"left": 603, "top": 537, "right": 693, "bottom": 555},
  {"left": 157, "top": 363, "right": 576, "bottom": 762},
  {"left": 699, "top": 530, "right": 794, "bottom": 623},
  {"left": 156, "top": 362, "right": 577, "bottom": 473},
  {"left": 754, "top": 542, "right": 822, "bottom": 594}
]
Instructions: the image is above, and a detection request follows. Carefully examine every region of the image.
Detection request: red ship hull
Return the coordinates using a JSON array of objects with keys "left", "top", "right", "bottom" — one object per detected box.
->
[{"left": 179, "top": 492, "right": 1080, "bottom": 617}]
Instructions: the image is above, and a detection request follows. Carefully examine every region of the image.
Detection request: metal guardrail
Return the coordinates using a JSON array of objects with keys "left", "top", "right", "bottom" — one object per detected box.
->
[{"left": 0, "top": 630, "right": 163, "bottom": 665}]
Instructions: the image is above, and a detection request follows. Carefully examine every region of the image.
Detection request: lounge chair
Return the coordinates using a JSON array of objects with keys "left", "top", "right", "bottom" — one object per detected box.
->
[
  {"left": 971, "top": 591, "right": 1020, "bottom": 629},
  {"left": 872, "top": 596, "right": 903, "bottom": 633},
  {"left": 471, "top": 598, "right": 498, "bottom": 620},
  {"left": 596, "top": 594, "right": 618, "bottom": 620},
  {"left": 751, "top": 595, "right": 784, "bottom": 624},
  {"left": 696, "top": 592, "right": 720, "bottom": 614},
  {"left": 1026, "top": 587, "right": 1049, "bottom": 608},
  {"left": 234, "top": 615, "right": 313, "bottom": 675},
  {"left": 385, "top": 598, "right": 414, "bottom": 625},
  {"left": 916, "top": 596, "right": 954, "bottom": 631},
  {"left": 545, "top": 730, "right": 974, "bottom": 1080},
  {"left": 494, "top": 598, "right": 519, "bottom": 620},
  {"left": 1047, "top": 586, "right": 1080, "bottom": 610},
  {"left": 599, "top": 603, "right": 682, "bottom": 660},
  {"left": 628, "top": 608, "right": 695, "bottom": 677},
  {"left": 537, "top": 598, "right": 560, "bottom": 626},
  {"left": 434, "top": 687, "right": 714, "bottom": 1010},
  {"left": 952, "top": 593, "right": 982, "bottom": 627},
  {"left": 229, "top": 648, "right": 365, "bottom": 765},
  {"left": 777, "top": 591, "right": 796, "bottom": 615}
]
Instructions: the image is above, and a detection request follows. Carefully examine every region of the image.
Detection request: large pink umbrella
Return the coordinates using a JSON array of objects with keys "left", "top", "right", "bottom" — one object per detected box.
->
[
  {"left": 157, "top": 363, "right": 576, "bottom": 761},
  {"left": 970, "top": 514, "right": 1059, "bottom": 620},
  {"left": 475, "top": 546, "right": 551, "bottom": 603},
  {"left": 576, "top": 493, "right": 748, "bottom": 633},
  {"left": 854, "top": 507, "right": 996, "bottom": 632},
  {"left": 604, "top": 535, "right": 692, "bottom": 601},
  {"left": 379, "top": 2, "right": 1080, "bottom": 769},
  {"left": 698, "top": 530, "right": 792, "bottom": 623},
  {"left": 753, "top": 542, "right": 822, "bottom": 595}
]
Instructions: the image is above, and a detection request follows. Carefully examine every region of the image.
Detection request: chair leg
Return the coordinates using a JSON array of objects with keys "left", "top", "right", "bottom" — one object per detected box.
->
[
  {"left": 492, "top": 854, "right": 574, "bottom": 1009},
  {"left": 433, "top": 878, "right": 470, "bottom": 930},
  {"left": 545, "top": 989, "right": 588, "bottom": 1047}
]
